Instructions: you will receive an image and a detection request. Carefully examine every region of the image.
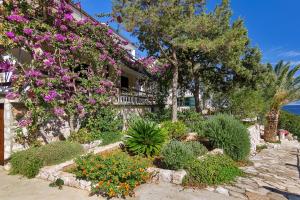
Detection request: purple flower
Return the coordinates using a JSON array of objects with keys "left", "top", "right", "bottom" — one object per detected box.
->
[
  {"left": 88, "top": 98, "right": 96, "bottom": 105},
  {"left": 18, "top": 119, "right": 32, "bottom": 127},
  {"left": 0, "top": 61, "right": 13, "bottom": 72},
  {"left": 25, "top": 69, "right": 42, "bottom": 78},
  {"left": 77, "top": 104, "right": 84, "bottom": 111},
  {"left": 64, "top": 14, "right": 74, "bottom": 22},
  {"left": 70, "top": 46, "right": 77, "bottom": 52},
  {"left": 35, "top": 80, "right": 44, "bottom": 86},
  {"left": 55, "top": 34, "right": 67, "bottom": 42},
  {"left": 43, "top": 90, "right": 58, "bottom": 102},
  {"left": 95, "top": 87, "right": 106, "bottom": 94},
  {"left": 100, "top": 80, "right": 113, "bottom": 88},
  {"left": 54, "top": 107, "right": 65, "bottom": 117},
  {"left": 23, "top": 28, "right": 33, "bottom": 36},
  {"left": 43, "top": 59, "right": 54, "bottom": 67},
  {"left": 107, "top": 29, "right": 114, "bottom": 35},
  {"left": 96, "top": 42, "right": 103, "bottom": 48},
  {"left": 5, "top": 32, "right": 15, "bottom": 39},
  {"left": 99, "top": 54, "right": 107, "bottom": 61},
  {"left": 7, "top": 14, "right": 27, "bottom": 23},
  {"left": 60, "top": 25, "right": 68, "bottom": 32},
  {"left": 62, "top": 75, "right": 71, "bottom": 82},
  {"left": 6, "top": 92, "right": 19, "bottom": 100}
]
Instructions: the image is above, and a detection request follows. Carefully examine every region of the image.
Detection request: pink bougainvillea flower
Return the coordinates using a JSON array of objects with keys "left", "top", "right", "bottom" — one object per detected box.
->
[
  {"left": 43, "top": 90, "right": 58, "bottom": 102},
  {"left": 5, "top": 32, "right": 15, "bottom": 39},
  {"left": 7, "top": 14, "right": 28, "bottom": 23},
  {"left": 100, "top": 80, "right": 114, "bottom": 88},
  {"left": 88, "top": 98, "right": 96, "bottom": 105},
  {"left": 5, "top": 92, "right": 19, "bottom": 100},
  {"left": 64, "top": 14, "right": 74, "bottom": 22},
  {"left": 23, "top": 28, "right": 33, "bottom": 36},
  {"left": 95, "top": 87, "right": 106, "bottom": 94},
  {"left": 18, "top": 119, "right": 33, "bottom": 127},
  {"left": 107, "top": 29, "right": 114, "bottom": 35},
  {"left": 53, "top": 107, "right": 65, "bottom": 117},
  {"left": 0, "top": 61, "right": 13, "bottom": 72},
  {"left": 55, "top": 34, "right": 67, "bottom": 42},
  {"left": 25, "top": 69, "right": 42, "bottom": 78},
  {"left": 60, "top": 25, "right": 68, "bottom": 32}
]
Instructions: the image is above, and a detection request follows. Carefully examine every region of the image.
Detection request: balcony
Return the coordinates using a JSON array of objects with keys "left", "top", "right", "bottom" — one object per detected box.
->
[{"left": 116, "top": 88, "right": 157, "bottom": 106}]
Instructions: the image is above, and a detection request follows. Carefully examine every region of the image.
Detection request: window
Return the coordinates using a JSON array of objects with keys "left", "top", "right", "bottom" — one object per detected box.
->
[{"left": 121, "top": 76, "right": 129, "bottom": 89}]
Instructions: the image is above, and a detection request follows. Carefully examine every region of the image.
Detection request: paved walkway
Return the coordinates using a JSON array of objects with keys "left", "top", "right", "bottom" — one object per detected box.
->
[
  {"left": 0, "top": 169, "right": 101, "bottom": 200},
  {"left": 0, "top": 140, "right": 299, "bottom": 200},
  {"left": 217, "top": 140, "right": 300, "bottom": 200}
]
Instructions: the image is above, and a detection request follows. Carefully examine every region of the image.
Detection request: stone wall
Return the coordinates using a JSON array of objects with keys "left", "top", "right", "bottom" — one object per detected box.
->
[{"left": 247, "top": 124, "right": 264, "bottom": 153}]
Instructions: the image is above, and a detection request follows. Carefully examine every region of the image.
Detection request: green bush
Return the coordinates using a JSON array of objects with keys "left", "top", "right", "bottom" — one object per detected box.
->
[
  {"left": 83, "top": 107, "right": 123, "bottom": 144},
  {"left": 10, "top": 141, "right": 84, "bottom": 178},
  {"left": 125, "top": 118, "right": 167, "bottom": 157},
  {"left": 68, "top": 128, "right": 93, "bottom": 144},
  {"left": 178, "top": 109, "right": 205, "bottom": 135},
  {"left": 184, "top": 155, "right": 243, "bottom": 186},
  {"left": 74, "top": 152, "right": 150, "bottom": 198},
  {"left": 161, "top": 121, "right": 188, "bottom": 140},
  {"left": 184, "top": 141, "right": 208, "bottom": 157},
  {"left": 144, "top": 108, "right": 172, "bottom": 123},
  {"left": 97, "top": 131, "right": 123, "bottom": 146},
  {"left": 202, "top": 114, "right": 250, "bottom": 161},
  {"left": 160, "top": 141, "right": 194, "bottom": 170},
  {"left": 10, "top": 148, "right": 43, "bottom": 178},
  {"left": 36, "top": 141, "right": 84, "bottom": 165},
  {"left": 279, "top": 111, "right": 300, "bottom": 139}
]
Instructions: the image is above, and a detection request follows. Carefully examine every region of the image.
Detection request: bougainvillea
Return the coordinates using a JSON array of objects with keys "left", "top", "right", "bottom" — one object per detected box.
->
[{"left": 0, "top": 0, "right": 147, "bottom": 144}]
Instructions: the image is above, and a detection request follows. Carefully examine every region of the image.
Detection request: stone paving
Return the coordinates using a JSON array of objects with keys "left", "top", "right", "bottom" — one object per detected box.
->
[{"left": 210, "top": 140, "right": 300, "bottom": 200}]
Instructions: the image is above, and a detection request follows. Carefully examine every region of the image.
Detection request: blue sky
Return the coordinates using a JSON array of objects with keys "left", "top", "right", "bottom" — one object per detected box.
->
[{"left": 78, "top": 0, "right": 300, "bottom": 65}]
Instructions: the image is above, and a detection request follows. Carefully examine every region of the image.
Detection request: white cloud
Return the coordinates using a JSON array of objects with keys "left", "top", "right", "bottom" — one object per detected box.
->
[{"left": 280, "top": 50, "right": 300, "bottom": 57}]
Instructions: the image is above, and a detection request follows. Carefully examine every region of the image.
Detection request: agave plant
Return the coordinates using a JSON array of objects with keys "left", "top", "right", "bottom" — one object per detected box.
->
[
  {"left": 125, "top": 118, "right": 167, "bottom": 157},
  {"left": 264, "top": 61, "right": 300, "bottom": 142}
]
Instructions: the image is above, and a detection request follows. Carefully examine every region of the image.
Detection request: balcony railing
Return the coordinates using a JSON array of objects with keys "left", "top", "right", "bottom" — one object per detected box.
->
[{"left": 116, "top": 88, "right": 157, "bottom": 106}]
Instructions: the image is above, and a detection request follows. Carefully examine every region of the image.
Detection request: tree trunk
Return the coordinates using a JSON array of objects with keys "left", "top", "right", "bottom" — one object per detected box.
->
[
  {"left": 193, "top": 77, "right": 202, "bottom": 113},
  {"left": 171, "top": 52, "right": 178, "bottom": 122},
  {"left": 264, "top": 109, "right": 279, "bottom": 142}
]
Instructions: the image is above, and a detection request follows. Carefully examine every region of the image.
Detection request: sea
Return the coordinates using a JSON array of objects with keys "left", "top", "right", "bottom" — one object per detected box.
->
[{"left": 281, "top": 105, "right": 300, "bottom": 115}]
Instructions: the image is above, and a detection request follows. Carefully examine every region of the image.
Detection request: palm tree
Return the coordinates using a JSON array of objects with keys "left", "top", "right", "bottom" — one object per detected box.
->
[{"left": 264, "top": 61, "right": 300, "bottom": 142}]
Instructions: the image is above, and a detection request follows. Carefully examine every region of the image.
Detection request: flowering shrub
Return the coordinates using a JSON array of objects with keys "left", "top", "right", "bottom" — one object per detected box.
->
[
  {"left": 0, "top": 0, "right": 148, "bottom": 144},
  {"left": 73, "top": 152, "right": 150, "bottom": 198}
]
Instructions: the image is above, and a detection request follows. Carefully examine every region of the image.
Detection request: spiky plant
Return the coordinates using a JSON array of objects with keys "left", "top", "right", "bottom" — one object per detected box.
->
[
  {"left": 264, "top": 61, "right": 300, "bottom": 142},
  {"left": 125, "top": 118, "right": 167, "bottom": 157}
]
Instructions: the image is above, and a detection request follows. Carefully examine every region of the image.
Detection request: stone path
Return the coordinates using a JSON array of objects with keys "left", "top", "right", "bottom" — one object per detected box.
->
[{"left": 212, "top": 140, "right": 300, "bottom": 200}]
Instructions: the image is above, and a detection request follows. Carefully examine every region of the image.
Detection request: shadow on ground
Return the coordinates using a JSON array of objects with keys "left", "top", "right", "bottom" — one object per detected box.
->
[{"left": 263, "top": 186, "right": 300, "bottom": 200}]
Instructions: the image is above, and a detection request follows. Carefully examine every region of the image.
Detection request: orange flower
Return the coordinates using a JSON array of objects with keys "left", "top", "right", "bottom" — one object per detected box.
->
[{"left": 98, "top": 181, "right": 104, "bottom": 186}]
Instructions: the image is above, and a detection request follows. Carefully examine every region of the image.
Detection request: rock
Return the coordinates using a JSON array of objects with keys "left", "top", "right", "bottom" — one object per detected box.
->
[
  {"left": 267, "top": 192, "right": 288, "bottom": 200},
  {"left": 287, "top": 134, "right": 294, "bottom": 141},
  {"left": 229, "top": 191, "right": 248, "bottom": 199},
  {"left": 172, "top": 170, "right": 187, "bottom": 185},
  {"left": 287, "top": 186, "right": 300, "bottom": 195},
  {"left": 208, "top": 148, "right": 224, "bottom": 155},
  {"left": 3, "top": 163, "right": 11, "bottom": 171},
  {"left": 224, "top": 186, "right": 245, "bottom": 193},
  {"left": 205, "top": 187, "right": 215, "bottom": 192},
  {"left": 246, "top": 192, "right": 270, "bottom": 200},
  {"left": 184, "top": 132, "right": 198, "bottom": 141},
  {"left": 215, "top": 186, "right": 229, "bottom": 196}
]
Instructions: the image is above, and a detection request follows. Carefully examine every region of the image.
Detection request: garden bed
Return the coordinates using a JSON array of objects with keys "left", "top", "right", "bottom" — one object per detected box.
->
[
  {"left": 37, "top": 141, "right": 187, "bottom": 193},
  {"left": 37, "top": 142, "right": 123, "bottom": 191}
]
